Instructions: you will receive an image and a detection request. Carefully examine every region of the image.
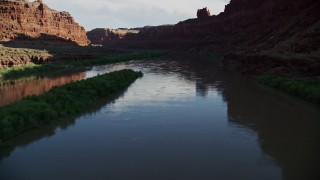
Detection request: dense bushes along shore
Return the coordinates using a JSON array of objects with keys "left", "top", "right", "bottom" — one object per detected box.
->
[
  {"left": 0, "top": 69, "right": 143, "bottom": 147},
  {"left": 257, "top": 76, "right": 320, "bottom": 104},
  {"left": 0, "top": 51, "right": 164, "bottom": 79}
]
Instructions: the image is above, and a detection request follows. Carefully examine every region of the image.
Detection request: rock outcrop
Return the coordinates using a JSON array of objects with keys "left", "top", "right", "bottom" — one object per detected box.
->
[
  {"left": 0, "top": 46, "right": 52, "bottom": 69},
  {"left": 87, "top": 28, "right": 139, "bottom": 45},
  {"left": 197, "top": 7, "right": 210, "bottom": 19},
  {"left": 0, "top": 0, "right": 89, "bottom": 45}
]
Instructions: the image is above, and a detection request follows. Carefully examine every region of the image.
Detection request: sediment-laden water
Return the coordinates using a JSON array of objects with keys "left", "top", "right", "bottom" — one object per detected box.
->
[{"left": 0, "top": 57, "right": 319, "bottom": 180}]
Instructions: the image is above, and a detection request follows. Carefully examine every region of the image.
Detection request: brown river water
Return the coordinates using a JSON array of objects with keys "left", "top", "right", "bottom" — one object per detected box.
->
[{"left": 0, "top": 57, "right": 319, "bottom": 180}]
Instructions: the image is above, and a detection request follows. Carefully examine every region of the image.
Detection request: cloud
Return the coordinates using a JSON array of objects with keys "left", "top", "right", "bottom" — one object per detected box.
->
[{"left": 45, "top": 0, "right": 230, "bottom": 30}]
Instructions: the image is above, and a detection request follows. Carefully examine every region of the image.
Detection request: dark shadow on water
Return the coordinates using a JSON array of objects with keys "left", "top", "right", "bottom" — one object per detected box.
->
[
  {"left": 221, "top": 70, "right": 320, "bottom": 180},
  {"left": 139, "top": 55, "right": 320, "bottom": 180},
  {"left": 0, "top": 89, "right": 128, "bottom": 161}
]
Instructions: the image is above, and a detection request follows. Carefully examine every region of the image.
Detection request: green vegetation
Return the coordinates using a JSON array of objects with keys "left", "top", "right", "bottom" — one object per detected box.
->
[
  {"left": 0, "top": 51, "right": 165, "bottom": 79},
  {"left": 257, "top": 75, "right": 320, "bottom": 104},
  {"left": 206, "top": 51, "right": 223, "bottom": 61},
  {"left": 0, "top": 69, "right": 143, "bottom": 147},
  {"left": 0, "top": 63, "right": 62, "bottom": 79},
  {"left": 66, "top": 51, "right": 166, "bottom": 67}
]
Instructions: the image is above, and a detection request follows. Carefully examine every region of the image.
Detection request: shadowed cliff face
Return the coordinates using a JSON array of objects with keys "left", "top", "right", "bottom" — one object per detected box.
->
[
  {"left": 136, "top": 0, "right": 319, "bottom": 47},
  {"left": 87, "top": 0, "right": 320, "bottom": 53},
  {"left": 126, "top": 0, "right": 319, "bottom": 40},
  {"left": 83, "top": 0, "right": 319, "bottom": 54},
  {"left": 89, "top": 0, "right": 319, "bottom": 77},
  {"left": 0, "top": 0, "right": 89, "bottom": 46},
  {"left": 87, "top": 28, "right": 140, "bottom": 45}
]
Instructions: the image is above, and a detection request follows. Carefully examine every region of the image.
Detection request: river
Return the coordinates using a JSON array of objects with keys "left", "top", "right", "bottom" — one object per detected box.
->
[{"left": 0, "top": 56, "right": 319, "bottom": 180}]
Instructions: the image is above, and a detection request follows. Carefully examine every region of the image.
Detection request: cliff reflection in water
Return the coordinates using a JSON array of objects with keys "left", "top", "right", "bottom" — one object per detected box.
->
[
  {"left": 152, "top": 57, "right": 320, "bottom": 180},
  {"left": 0, "top": 57, "right": 319, "bottom": 180},
  {"left": 222, "top": 73, "right": 320, "bottom": 180},
  {"left": 0, "top": 89, "right": 126, "bottom": 161},
  {"left": 0, "top": 72, "right": 86, "bottom": 106}
]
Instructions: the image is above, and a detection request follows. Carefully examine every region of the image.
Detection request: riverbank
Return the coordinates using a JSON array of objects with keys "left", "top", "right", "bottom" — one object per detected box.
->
[
  {"left": 232, "top": 56, "right": 320, "bottom": 105},
  {"left": 0, "top": 69, "right": 143, "bottom": 147},
  {"left": 257, "top": 76, "right": 320, "bottom": 104},
  {"left": 0, "top": 51, "right": 165, "bottom": 79},
  {"left": 201, "top": 50, "right": 320, "bottom": 105}
]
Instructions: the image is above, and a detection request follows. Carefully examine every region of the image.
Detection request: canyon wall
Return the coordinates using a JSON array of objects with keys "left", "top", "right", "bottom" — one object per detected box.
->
[
  {"left": 90, "top": 0, "right": 319, "bottom": 49},
  {"left": 131, "top": 0, "right": 319, "bottom": 41},
  {"left": 0, "top": 0, "right": 89, "bottom": 45},
  {"left": 87, "top": 28, "right": 139, "bottom": 45},
  {"left": 89, "top": 0, "right": 319, "bottom": 77}
]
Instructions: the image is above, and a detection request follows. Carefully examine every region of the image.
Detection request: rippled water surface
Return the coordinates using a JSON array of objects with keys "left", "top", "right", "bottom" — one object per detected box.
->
[{"left": 1, "top": 57, "right": 319, "bottom": 180}]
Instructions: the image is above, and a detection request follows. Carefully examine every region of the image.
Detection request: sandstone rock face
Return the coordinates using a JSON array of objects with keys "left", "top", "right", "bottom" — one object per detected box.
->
[
  {"left": 197, "top": 7, "right": 210, "bottom": 19},
  {"left": 0, "top": 0, "right": 89, "bottom": 45},
  {"left": 87, "top": 28, "right": 139, "bottom": 45}
]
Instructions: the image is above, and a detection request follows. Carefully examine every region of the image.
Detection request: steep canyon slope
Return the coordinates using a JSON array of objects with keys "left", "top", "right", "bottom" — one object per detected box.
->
[
  {"left": 0, "top": 0, "right": 91, "bottom": 69},
  {"left": 0, "top": 0, "right": 89, "bottom": 46}
]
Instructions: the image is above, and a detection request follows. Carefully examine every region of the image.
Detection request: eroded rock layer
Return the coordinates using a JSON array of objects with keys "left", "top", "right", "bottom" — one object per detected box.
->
[{"left": 0, "top": 0, "right": 89, "bottom": 45}]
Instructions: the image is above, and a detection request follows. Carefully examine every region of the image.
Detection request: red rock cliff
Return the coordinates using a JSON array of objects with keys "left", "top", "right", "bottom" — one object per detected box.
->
[
  {"left": 132, "top": 0, "right": 318, "bottom": 40},
  {"left": 0, "top": 0, "right": 89, "bottom": 45},
  {"left": 119, "top": 0, "right": 319, "bottom": 51},
  {"left": 87, "top": 28, "right": 139, "bottom": 45},
  {"left": 113, "top": 0, "right": 320, "bottom": 76}
]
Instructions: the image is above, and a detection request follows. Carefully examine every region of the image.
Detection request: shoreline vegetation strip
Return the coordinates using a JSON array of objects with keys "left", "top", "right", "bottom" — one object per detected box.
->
[
  {"left": 0, "top": 69, "right": 143, "bottom": 147},
  {"left": 257, "top": 75, "right": 320, "bottom": 104},
  {"left": 0, "top": 51, "right": 165, "bottom": 79}
]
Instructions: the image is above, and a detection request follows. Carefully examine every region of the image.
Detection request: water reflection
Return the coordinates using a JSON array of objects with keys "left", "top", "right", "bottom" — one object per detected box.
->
[
  {"left": 0, "top": 73, "right": 86, "bottom": 106},
  {"left": 0, "top": 90, "right": 127, "bottom": 161},
  {"left": 0, "top": 56, "right": 319, "bottom": 180},
  {"left": 95, "top": 58, "right": 320, "bottom": 180},
  {"left": 223, "top": 72, "right": 320, "bottom": 180}
]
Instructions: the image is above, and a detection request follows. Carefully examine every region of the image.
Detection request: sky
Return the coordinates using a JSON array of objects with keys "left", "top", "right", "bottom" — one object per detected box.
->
[{"left": 45, "top": 0, "right": 231, "bottom": 31}]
